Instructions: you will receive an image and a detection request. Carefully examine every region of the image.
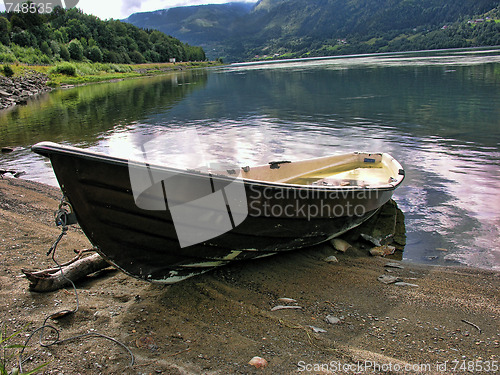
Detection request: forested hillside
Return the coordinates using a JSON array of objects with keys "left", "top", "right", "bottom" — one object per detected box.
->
[
  {"left": 0, "top": 6, "right": 206, "bottom": 65},
  {"left": 126, "top": 0, "right": 500, "bottom": 61},
  {"left": 126, "top": 2, "right": 254, "bottom": 45}
]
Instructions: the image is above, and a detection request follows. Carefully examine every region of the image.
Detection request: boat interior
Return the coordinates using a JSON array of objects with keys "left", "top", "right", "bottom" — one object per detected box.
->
[{"left": 235, "top": 152, "right": 404, "bottom": 188}]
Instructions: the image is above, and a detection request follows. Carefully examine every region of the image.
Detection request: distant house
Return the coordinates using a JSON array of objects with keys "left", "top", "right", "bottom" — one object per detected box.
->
[{"left": 169, "top": 58, "right": 176, "bottom": 63}]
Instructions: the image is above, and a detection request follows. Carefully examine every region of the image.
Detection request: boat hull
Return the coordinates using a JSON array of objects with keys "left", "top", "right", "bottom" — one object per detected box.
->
[{"left": 33, "top": 143, "right": 398, "bottom": 283}]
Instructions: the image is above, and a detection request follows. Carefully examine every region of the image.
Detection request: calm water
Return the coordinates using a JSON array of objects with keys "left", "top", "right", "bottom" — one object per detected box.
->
[{"left": 1, "top": 49, "right": 499, "bottom": 270}]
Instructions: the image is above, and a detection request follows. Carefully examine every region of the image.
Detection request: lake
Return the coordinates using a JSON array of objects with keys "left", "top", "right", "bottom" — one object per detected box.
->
[{"left": 1, "top": 48, "right": 499, "bottom": 270}]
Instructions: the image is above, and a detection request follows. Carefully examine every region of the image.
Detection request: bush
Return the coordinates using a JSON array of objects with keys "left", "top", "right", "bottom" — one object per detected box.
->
[
  {"left": 2, "top": 65, "right": 14, "bottom": 77},
  {"left": 51, "top": 62, "right": 77, "bottom": 76},
  {"left": 0, "top": 52, "right": 16, "bottom": 63},
  {"left": 87, "top": 46, "right": 103, "bottom": 62},
  {"left": 59, "top": 44, "right": 70, "bottom": 61},
  {"left": 68, "top": 39, "right": 83, "bottom": 61}
]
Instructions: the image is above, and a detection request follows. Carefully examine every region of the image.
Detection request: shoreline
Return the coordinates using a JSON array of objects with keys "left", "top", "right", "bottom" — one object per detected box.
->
[
  {"left": 0, "top": 61, "right": 221, "bottom": 110},
  {"left": 0, "top": 177, "right": 498, "bottom": 374}
]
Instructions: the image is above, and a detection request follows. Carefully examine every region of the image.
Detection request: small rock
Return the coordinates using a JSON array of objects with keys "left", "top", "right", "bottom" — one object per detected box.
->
[
  {"left": 370, "top": 245, "right": 396, "bottom": 257},
  {"left": 1, "top": 147, "right": 14, "bottom": 153},
  {"left": 277, "top": 297, "right": 297, "bottom": 303},
  {"left": 325, "top": 315, "right": 341, "bottom": 324},
  {"left": 308, "top": 325, "right": 327, "bottom": 333},
  {"left": 248, "top": 356, "right": 268, "bottom": 369},
  {"left": 385, "top": 262, "right": 404, "bottom": 269},
  {"left": 135, "top": 336, "right": 157, "bottom": 351},
  {"left": 377, "top": 274, "right": 402, "bottom": 284},
  {"left": 271, "top": 305, "right": 302, "bottom": 311},
  {"left": 324, "top": 255, "right": 339, "bottom": 263},
  {"left": 360, "top": 233, "right": 382, "bottom": 246},
  {"left": 331, "top": 238, "right": 351, "bottom": 252},
  {"left": 394, "top": 282, "right": 419, "bottom": 287}
]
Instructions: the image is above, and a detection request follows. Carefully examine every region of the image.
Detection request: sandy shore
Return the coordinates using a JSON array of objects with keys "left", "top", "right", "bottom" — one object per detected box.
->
[{"left": 0, "top": 177, "right": 498, "bottom": 374}]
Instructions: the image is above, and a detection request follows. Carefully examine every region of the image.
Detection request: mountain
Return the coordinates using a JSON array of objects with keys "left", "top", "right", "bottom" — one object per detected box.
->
[
  {"left": 125, "top": 0, "right": 500, "bottom": 61},
  {"left": 125, "top": 2, "right": 254, "bottom": 53}
]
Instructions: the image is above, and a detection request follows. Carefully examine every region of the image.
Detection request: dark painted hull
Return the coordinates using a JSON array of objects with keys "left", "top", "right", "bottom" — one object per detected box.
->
[{"left": 33, "top": 142, "right": 399, "bottom": 283}]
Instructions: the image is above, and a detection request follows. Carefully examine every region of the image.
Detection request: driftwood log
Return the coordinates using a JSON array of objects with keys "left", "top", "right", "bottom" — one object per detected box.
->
[{"left": 22, "top": 252, "right": 111, "bottom": 292}]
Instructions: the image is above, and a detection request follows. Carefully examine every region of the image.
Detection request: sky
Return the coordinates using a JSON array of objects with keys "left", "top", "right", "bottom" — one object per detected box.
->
[{"left": 0, "top": 0, "right": 258, "bottom": 20}]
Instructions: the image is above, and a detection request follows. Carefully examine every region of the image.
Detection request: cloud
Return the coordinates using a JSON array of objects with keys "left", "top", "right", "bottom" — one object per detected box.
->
[
  {"left": 0, "top": 0, "right": 258, "bottom": 20},
  {"left": 121, "top": 0, "right": 143, "bottom": 16}
]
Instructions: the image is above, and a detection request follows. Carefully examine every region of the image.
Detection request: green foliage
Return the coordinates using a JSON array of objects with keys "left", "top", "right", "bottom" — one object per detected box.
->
[
  {"left": 2, "top": 65, "right": 14, "bottom": 77},
  {"left": 40, "top": 41, "right": 51, "bottom": 57},
  {"left": 87, "top": 45, "right": 103, "bottom": 62},
  {"left": 0, "top": 45, "right": 16, "bottom": 63},
  {"left": 1, "top": 325, "right": 49, "bottom": 375},
  {"left": 59, "top": 44, "right": 70, "bottom": 61},
  {"left": 0, "top": 6, "right": 206, "bottom": 64},
  {"left": 50, "top": 62, "right": 77, "bottom": 76},
  {"left": 0, "top": 17, "right": 10, "bottom": 45},
  {"left": 68, "top": 39, "right": 83, "bottom": 60},
  {"left": 4, "top": 44, "right": 50, "bottom": 64}
]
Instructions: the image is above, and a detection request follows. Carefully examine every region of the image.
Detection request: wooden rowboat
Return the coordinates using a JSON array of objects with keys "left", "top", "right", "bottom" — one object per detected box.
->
[{"left": 32, "top": 141, "right": 404, "bottom": 283}]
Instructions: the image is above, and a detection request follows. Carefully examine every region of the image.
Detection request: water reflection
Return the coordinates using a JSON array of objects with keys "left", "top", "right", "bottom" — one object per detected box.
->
[{"left": 0, "top": 70, "right": 209, "bottom": 183}]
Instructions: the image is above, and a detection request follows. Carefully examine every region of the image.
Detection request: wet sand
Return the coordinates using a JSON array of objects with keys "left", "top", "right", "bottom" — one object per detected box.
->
[{"left": 0, "top": 177, "right": 498, "bottom": 374}]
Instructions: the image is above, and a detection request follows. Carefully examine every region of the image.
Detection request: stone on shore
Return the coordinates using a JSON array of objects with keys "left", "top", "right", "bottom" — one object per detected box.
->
[{"left": 0, "top": 70, "right": 52, "bottom": 110}]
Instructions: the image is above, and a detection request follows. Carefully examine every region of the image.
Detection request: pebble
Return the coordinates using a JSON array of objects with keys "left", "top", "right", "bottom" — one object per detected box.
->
[
  {"left": 248, "top": 356, "right": 268, "bottom": 369},
  {"left": 324, "top": 255, "right": 339, "bottom": 263},
  {"left": 325, "top": 315, "right": 341, "bottom": 324},
  {"left": 370, "top": 245, "right": 396, "bottom": 257},
  {"left": 377, "top": 274, "right": 402, "bottom": 284},
  {"left": 360, "top": 233, "right": 382, "bottom": 246},
  {"left": 271, "top": 305, "right": 302, "bottom": 311},
  {"left": 394, "top": 282, "right": 419, "bottom": 287},
  {"left": 277, "top": 297, "right": 297, "bottom": 303},
  {"left": 331, "top": 238, "right": 352, "bottom": 252},
  {"left": 385, "top": 262, "right": 404, "bottom": 269},
  {"left": 308, "top": 325, "right": 327, "bottom": 333}
]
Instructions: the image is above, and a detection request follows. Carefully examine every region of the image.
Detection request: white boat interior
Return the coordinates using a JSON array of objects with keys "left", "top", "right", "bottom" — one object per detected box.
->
[{"left": 237, "top": 152, "right": 404, "bottom": 188}]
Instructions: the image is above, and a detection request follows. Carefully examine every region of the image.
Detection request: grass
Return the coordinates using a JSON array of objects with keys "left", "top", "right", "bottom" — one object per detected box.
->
[
  {"left": 1, "top": 325, "right": 49, "bottom": 375},
  {"left": 0, "top": 60, "right": 223, "bottom": 86}
]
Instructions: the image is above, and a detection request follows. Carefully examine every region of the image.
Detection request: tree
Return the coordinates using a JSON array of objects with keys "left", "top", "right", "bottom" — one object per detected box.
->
[
  {"left": 59, "top": 44, "right": 70, "bottom": 60},
  {"left": 11, "top": 30, "right": 37, "bottom": 47},
  {"left": 129, "top": 50, "right": 145, "bottom": 63},
  {"left": 87, "top": 45, "right": 103, "bottom": 62},
  {"left": 0, "top": 17, "right": 10, "bottom": 45},
  {"left": 40, "top": 41, "right": 52, "bottom": 56},
  {"left": 0, "top": 4, "right": 206, "bottom": 63},
  {"left": 50, "top": 40, "right": 61, "bottom": 56},
  {"left": 68, "top": 39, "right": 83, "bottom": 60}
]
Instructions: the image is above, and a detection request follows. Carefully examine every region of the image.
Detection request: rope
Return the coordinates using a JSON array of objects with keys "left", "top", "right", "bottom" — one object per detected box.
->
[{"left": 18, "top": 197, "right": 135, "bottom": 372}]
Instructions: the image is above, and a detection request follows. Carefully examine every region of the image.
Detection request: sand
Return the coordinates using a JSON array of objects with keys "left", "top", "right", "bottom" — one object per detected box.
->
[{"left": 0, "top": 177, "right": 498, "bottom": 374}]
